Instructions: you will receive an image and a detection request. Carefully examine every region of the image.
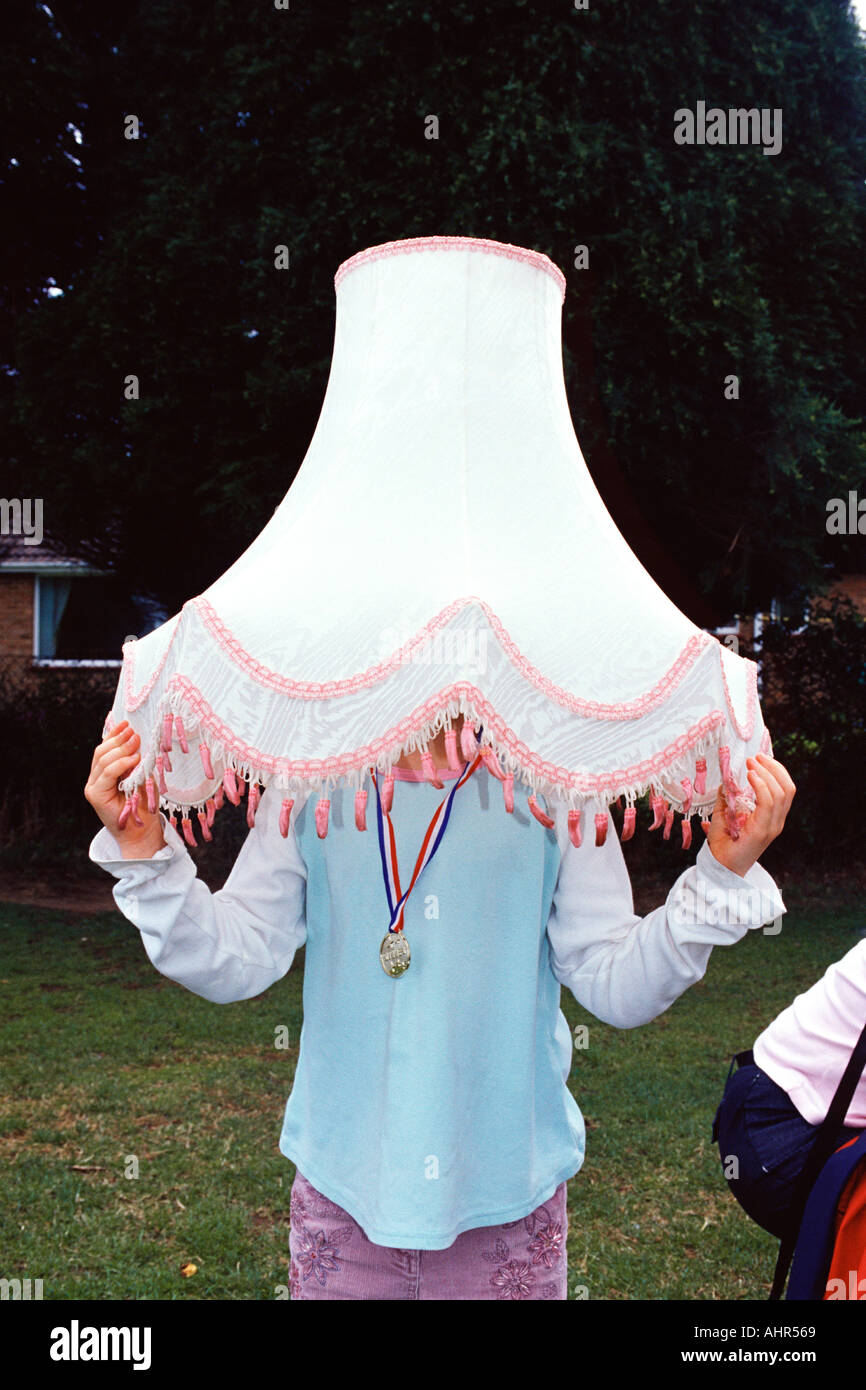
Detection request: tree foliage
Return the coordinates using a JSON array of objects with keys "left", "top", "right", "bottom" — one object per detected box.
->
[{"left": 4, "top": 0, "right": 866, "bottom": 626}]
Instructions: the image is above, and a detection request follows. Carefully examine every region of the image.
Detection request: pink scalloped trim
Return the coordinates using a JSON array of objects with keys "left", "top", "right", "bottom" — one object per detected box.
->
[
  {"left": 718, "top": 644, "right": 759, "bottom": 740},
  {"left": 161, "top": 674, "right": 727, "bottom": 796},
  {"left": 123, "top": 612, "right": 183, "bottom": 712},
  {"left": 186, "top": 594, "right": 713, "bottom": 721},
  {"left": 334, "top": 236, "right": 566, "bottom": 302}
]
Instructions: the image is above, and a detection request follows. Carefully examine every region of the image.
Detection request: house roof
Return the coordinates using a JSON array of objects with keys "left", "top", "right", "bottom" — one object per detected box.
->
[{"left": 0, "top": 533, "right": 103, "bottom": 575}]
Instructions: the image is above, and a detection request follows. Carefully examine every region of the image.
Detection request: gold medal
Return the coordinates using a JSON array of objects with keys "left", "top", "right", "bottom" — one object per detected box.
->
[{"left": 380, "top": 931, "right": 411, "bottom": 977}]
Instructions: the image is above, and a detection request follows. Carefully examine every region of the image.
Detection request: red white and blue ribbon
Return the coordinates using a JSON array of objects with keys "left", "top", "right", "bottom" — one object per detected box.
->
[{"left": 371, "top": 738, "right": 483, "bottom": 938}]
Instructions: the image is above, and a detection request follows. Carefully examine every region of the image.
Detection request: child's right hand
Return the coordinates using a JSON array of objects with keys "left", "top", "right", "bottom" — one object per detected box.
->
[{"left": 84, "top": 720, "right": 166, "bottom": 859}]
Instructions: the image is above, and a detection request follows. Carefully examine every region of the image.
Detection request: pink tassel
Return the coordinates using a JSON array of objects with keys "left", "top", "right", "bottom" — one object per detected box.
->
[
  {"left": 246, "top": 783, "right": 260, "bottom": 829},
  {"left": 663, "top": 805, "right": 674, "bottom": 840},
  {"left": 568, "top": 808, "right": 582, "bottom": 847},
  {"left": 621, "top": 806, "right": 636, "bottom": 841},
  {"left": 197, "top": 809, "right": 212, "bottom": 842},
  {"left": 680, "top": 777, "right": 693, "bottom": 817},
  {"left": 649, "top": 794, "right": 667, "bottom": 831},
  {"left": 236, "top": 775, "right": 246, "bottom": 798},
  {"left": 118, "top": 796, "right": 132, "bottom": 830},
  {"left": 595, "top": 812, "right": 608, "bottom": 847},
  {"left": 503, "top": 774, "right": 514, "bottom": 813},
  {"left": 174, "top": 716, "right": 189, "bottom": 754},
  {"left": 701, "top": 817, "right": 712, "bottom": 836},
  {"left": 355, "top": 789, "right": 367, "bottom": 831},
  {"left": 169, "top": 813, "right": 177, "bottom": 830},
  {"left": 156, "top": 757, "right": 167, "bottom": 794},
  {"left": 145, "top": 776, "right": 157, "bottom": 814},
  {"left": 681, "top": 817, "right": 693, "bottom": 850},
  {"left": 181, "top": 816, "right": 196, "bottom": 847},
  {"left": 213, "top": 785, "right": 224, "bottom": 810},
  {"left": 279, "top": 798, "right": 294, "bottom": 838},
  {"left": 444, "top": 728, "right": 460, "bottom": 770},
  {"left": 718, "top": 744, "right": 737, "bottom": 794},
  {"left": 460, "top": 721, "right": 478, "bottom": 760},
  {"left": 162, "top": 747, "right": 172, "bottom": 773},
  {"left": 421, "top": 751, "right": 444, "bottom": 788},
  {"left": 161, "top": 712, "right": 173, "bottom": 752},
  {"left": 199, "top": 743, "right": 214, "bottom": 780},
  {"left": 481, "top": 747, "right": 505, "bottom": 781},
  {"left": 315, "top": 798, "right": 330, "bottom": 839},
  {"left": 528, "top": 794, "right": 555, "bottom": 829},
  {"left": 223, "top": 767, "right": 240, "bottom": 806},
  {"left": 130, "top": 790, "right": 143, "bottom": 827},
  {"left": 206, "top": 797, "right": 216, "bottom": 827},
  {"left": 382, "top": 774, "right": 394, "bottom": 814},
  {"left": 694, "top": 757, "right": 707, "bottom": 796}
]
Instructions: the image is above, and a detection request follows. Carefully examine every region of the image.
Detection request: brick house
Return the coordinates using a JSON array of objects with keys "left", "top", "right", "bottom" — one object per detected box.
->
[{"left": 0, "top": 534, "right": 165, "bottom": 667}]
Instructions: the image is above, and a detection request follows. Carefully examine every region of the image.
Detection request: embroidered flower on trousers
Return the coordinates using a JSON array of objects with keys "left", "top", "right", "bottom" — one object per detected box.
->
[
  {"left": 295, "top": 1225, "right": 349, "bottom": 1286},
  {"left": 490, "top": 1258, "right": 536, "bottom": 1300},
  {"left": 527, "top": 1220, "right": 563, "bottom": 1268}
]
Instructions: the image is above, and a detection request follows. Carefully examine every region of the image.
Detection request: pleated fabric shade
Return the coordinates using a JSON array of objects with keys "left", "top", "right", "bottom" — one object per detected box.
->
[{"left": 110, "top": 235, "right": 768, "bottom": 848}]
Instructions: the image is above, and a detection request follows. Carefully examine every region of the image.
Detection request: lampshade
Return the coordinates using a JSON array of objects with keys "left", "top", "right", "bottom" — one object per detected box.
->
[{"left": 110, "top": 234, "right": 768, "bottom": 848}]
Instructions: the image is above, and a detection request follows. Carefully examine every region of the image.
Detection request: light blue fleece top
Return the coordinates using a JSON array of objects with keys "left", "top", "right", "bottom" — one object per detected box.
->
[{"left": 90, "top": 765, "right": 786, "bottom": 1250}]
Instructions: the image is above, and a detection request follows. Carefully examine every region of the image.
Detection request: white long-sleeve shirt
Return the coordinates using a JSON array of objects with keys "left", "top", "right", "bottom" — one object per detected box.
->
[
  {"left": 90, "top": 766, "right": 785, "bottom": 1248},
  {"left": 754, "top": 938, "right": 866, "bottom": 1128}
]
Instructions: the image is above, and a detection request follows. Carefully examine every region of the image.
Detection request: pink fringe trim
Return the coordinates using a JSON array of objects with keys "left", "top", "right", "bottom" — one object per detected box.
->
[
  {"left": 181, "top": 816, "right": 196, "bottom": 847},
  {"left": 355, "top": 789, "right": 367, "bottom": 831},
  {"left": 174, "top": 716, "right": 189, "bottom": 754},
  {"left": 694, "top": 757, "right": 707, "bottom": 796},
  {"left": 247, "top": 783, "right": 260, "bottom": 829},
  {"left": 445, "top": 728, "right": 460, "bottom": 770},
  {"left": 145, "top": 776, "right": 157, "bottom": 814},
  {"left": 663, "top": 805, "right": 675, "bottom": 840},
  {"left": 528, "top": 794, "right": 555, "bottom": 829},
  {"left": 680, "top": 778, "right": 693, "bottom": 817},
  {"left": 621, "top": 806, "right": 636, "bottom": 841},
  {"left": 206, "top": 798, "right": 216, "bottom": 827},
  {"left": 382, "top": 774, "right": 394, "bottom": 814},
  {"left": 213, "top": 785, "right": 224, "bottom": 810},
  {"left": 649, "top": 794, "right": 667, "bottom": 831},
  {"left": 223, "top": 767, "right": 241, "bottom": 806},
  {"left": 156, "top": 757, "right": 167, "bottom": 794},
  {"left": 503, "top": 774, "right": 514, "bottom": 813},
  {"left": 568, "top": 809, "right": 582, "bottom": 847},
  {"left": 460, "top": 721, "right": 478, "bottom": 760},
  {"left": 481, "top": 747, "right": 505, "bottom": 781},
  {"left": 161, "top": 712, "right": 173, "bottom": 752},
  {"left": 199, "top": 743, "right": 214, "bottom": 780},
  {"left": 421, "top": 751, "right": 444, "bottom": 788},
  {"left": 681, "top": 817, "right": 693, "bottom": 850},
  {"left": 197, "top": 809, "right": 212, "bottom": 842},
  {"left": 595, "top": 812, "right": 608, "bottom": 847},
  {"left": 162, "top": 747, "right": 172, "bottom": 773},
  {"left": 315, "top": 798, "right": 330, "bottom": 838},
  {"left": 279, "top": 798, "right": 294, "bottom": 838}
]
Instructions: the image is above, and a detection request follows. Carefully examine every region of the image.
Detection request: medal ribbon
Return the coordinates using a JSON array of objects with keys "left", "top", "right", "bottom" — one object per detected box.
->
[{"left": 371, "top": 742, "right": 483, "bottom": 936}]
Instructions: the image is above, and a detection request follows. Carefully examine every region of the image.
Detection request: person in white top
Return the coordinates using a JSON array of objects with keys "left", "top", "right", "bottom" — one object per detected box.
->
[{"left": 713, "top": 938, "right": 866, "bottom": 1240}]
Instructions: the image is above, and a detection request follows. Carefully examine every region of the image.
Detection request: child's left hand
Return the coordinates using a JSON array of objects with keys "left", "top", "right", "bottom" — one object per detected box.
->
[{"left": 705, "top": 752, "right": 796, "bottom": 877}]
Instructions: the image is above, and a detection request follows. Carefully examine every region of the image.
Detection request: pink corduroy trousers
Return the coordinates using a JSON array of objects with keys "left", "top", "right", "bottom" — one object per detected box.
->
[{"left": 288, "top": 1168, "right": 569, "bottom": 1300}]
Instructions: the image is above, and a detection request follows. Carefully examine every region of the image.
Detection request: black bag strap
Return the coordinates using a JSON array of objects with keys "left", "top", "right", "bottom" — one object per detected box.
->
[{"left": 768, "top": 1016, "right": 866, "bottom": 1300}]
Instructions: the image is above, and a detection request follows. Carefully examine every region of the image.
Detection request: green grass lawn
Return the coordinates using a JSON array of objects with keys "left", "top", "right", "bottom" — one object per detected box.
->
[{"left": 0, "top": 887, "right": 862, "bottom": 1300}]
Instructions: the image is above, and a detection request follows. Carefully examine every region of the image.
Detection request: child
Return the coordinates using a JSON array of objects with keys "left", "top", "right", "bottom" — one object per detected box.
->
[{"left": 85, "top": 715, "right": 794, "bottom": 1299}]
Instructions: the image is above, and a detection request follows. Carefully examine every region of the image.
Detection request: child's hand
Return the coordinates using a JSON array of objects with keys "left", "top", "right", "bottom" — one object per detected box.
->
[
  {"left": 84, "top": 721, "right": 165, "bottom": 859},
  {"left": 705, "top": 752, "right": 795, "bottom": 877}
]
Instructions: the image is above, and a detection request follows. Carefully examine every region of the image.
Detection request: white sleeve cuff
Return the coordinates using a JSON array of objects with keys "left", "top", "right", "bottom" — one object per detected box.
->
[
  {"left": 691, "top": 838, "right": 786, "bottom": 930},
  {"left": 89, "top": 815, "right": 184, "bottom": 881}
]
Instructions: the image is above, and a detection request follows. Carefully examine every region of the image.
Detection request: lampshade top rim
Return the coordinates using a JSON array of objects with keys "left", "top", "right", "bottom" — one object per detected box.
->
[{"left": 333, "top": 235, "right": 566, "bottom": 301}]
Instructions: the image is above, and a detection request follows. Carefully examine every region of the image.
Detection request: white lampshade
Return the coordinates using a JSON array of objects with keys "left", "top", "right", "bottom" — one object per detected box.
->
[{"left": 112, "top": 235, "right": 767, "bottom": 847}]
